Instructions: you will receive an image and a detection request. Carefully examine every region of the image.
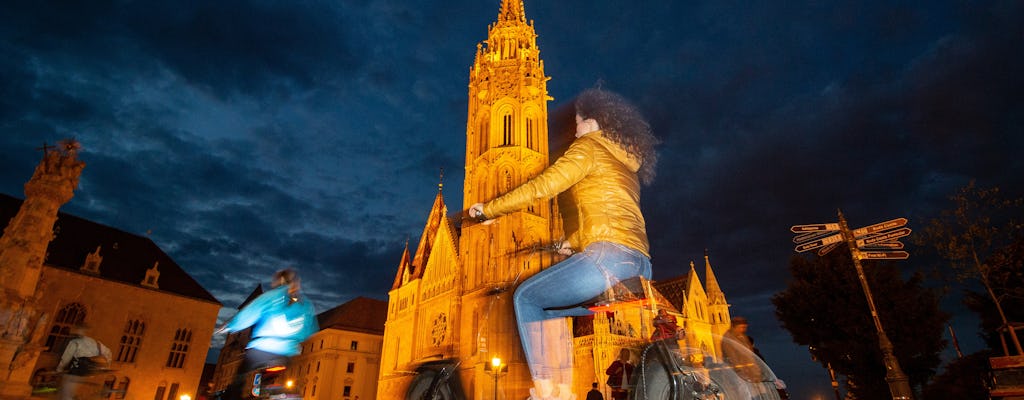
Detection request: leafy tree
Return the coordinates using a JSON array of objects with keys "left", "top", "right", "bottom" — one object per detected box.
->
[
  {"left": 773, "top": 248, "right": 949, "bottom": 399},
  {"left": 915, "top": 181, "right": 1024, "bottom": 354},
  {"left": 962, "top": 234, "right": 1024, "bottom": 351},
  {"left": 920, "top": 350, "right": 994, "bottom": 400}
]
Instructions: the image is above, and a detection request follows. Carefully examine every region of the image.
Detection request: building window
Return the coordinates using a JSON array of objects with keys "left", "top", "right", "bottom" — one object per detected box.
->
[
  {"left": 479, "top": 119, "right": 489, "bottom": 155},
  {"left": 526, "top": 118, "right": 535, "bottom": 150},
  {"left": 154, "top": 384, "right": 165, "bottom": 400},
  {"left": 502, "top": 113, "right": 514, "bottom": 145},
  {"left": 45, "top": 303, "right": 87, "bottom": 352},
  {"left": 167, "top": 383, "right": 179, "bottom": 400},
  {"left": 116, "top": 377, "right": 130, "bottom": 399},
  {"left": 350, "top": 341, "right": 358, "bottom": 350},
  {"left": 316, "top": 361, "right": 320, "bottom": 372},
  {"left": 311, "top": 385, "right": 317, "bottom": 397},
  {"left": 116, "top": 319, "right": 145, "bottom": 363},
  {"left": 346, "top": 362, "right": 355, "bottom": 373},
  {"left": 343, "top": 386, "right": 351, "bottom": 397},
  {"left": 165, "top": 328, "right": 191, "bottom": 368}
]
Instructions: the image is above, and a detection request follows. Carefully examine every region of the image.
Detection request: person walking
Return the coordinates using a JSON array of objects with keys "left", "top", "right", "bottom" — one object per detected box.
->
[
  {"left": 470, "top": 87, "right": 658, "bottom": 400},
  {"left": 585, "top": 382, "right": 604, "bottom": 400},
  {"left": 721, "top": 317, "right": 780, "bottom": 400}
]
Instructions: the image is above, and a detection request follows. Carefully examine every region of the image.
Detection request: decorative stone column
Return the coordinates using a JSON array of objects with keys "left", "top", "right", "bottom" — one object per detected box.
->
[{"left": 0, "top": 140, "right": 84, "bottom": 398}]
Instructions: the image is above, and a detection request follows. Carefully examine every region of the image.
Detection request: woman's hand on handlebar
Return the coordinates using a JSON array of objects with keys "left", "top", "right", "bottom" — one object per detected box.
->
[
  {"left": 556, "top": 240, "right": 575, "bottom": 256},
  {"left": 468, "top": 204, "right": 494, "bottom": 225}
]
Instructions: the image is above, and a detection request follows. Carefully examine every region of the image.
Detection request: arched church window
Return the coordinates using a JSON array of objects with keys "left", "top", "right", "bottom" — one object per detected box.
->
[
  {"left": 526, "top": 117, "right": 535, "bottom": 150},
  {"left": 502, "top": 113, "right": 514, "bottom": 145},
  {"left": 116, "top": 319, "right": 145, "bottom": 363},
  {"left": 45, "top": 302, "right": 86, "bottom": 352},
  {"left": 479, "top": 118, "right": 489, "bottom": 155}
]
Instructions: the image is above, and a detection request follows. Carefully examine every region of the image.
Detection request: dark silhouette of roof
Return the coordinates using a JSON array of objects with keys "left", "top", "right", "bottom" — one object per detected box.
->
[
  {"left": 316, "top": 296, "right": 388, "bottom": 335},
  {"left": 1, "top": 193, "right": 220, "bottom": 304},
  {"left": 238, "top": 284, "right": 264, "bottom": 309}
]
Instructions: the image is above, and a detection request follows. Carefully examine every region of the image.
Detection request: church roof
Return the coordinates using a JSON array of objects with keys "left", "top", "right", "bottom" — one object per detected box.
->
[
  {"left": 317, "top": 296, "right": 388, "bottom": 335},
  {"left": 653, "top": 274, "right": 690, "bottom": 312},
  {"left": 238, "top": 284, "right": 264, "bottom": 309},
  {"left": 0, "top": 193, "right": 220, "bottom": 304}
]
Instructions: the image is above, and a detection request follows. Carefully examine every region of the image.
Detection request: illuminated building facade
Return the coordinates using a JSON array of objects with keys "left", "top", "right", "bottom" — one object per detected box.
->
[
  {"left": 377, "top": 1, "right": 734, "bottom": 399},
  {"left": 0, "top": 145, "right": 220, "bottom": 400}
]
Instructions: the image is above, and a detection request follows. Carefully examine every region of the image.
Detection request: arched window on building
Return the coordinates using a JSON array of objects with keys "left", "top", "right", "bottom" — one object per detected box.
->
[
  {"left": 116, "top": 319, "right": 145, "bottom": 363},
  {"left": 479, "top": 118, "right": 489, "bottom": 155},
  {"left": 154, "top": 382, "right": 166, "bottom": 400},
  {"left": 116, "top": 377, "right": 130, "bottom": 399},
  {"left": 165, "top": 328, "right": 191, "bottom": 368},
  {"left": 502, "top": 113, "right": 514, "bottom": 145},
  {"left": 526, "top": 117, "right": 536, "bottom": 150},
  {"left": 102, "top": 375, "right": 117, "bottom": 399},
  {"left": 45, "top": 302, "right": 86, "bottom": 352}
]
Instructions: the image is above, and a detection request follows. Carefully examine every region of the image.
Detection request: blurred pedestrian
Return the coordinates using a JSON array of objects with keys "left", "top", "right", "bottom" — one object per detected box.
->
[
  {"left": 55, "top": 323, "right": 111, "bottom": 400},
  {"left": 216, "top": 268, "right": 318, "bottom": 400},
  {"left": 605, "top": 348, "right": 634, "bottom": 400},
  {"left": 721, "top": 317, "right": 780, "bottom": 400}
]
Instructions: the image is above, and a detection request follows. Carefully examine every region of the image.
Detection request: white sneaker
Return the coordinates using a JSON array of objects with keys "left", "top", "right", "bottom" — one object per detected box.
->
[{"left": 529, "top": 388, "right": 552, "bottom": 400}]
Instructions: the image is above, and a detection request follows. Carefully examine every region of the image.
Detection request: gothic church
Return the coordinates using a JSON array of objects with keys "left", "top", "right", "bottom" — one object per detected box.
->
[{"left": 377, "top": 2, "right": 735, "bottom": 399}]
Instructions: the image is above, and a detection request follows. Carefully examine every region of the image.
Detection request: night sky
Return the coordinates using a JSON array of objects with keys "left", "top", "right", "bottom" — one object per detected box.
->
[{"left": 2, "top": 1, "right": 1021, "bottom": 398}]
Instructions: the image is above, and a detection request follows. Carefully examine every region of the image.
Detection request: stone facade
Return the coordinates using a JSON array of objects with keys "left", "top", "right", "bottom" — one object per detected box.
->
[{"left": 0, "top": 192, "right": 221, "bottom": 400}]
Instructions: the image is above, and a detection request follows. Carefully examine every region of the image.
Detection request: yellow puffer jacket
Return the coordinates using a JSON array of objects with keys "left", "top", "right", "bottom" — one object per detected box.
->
[{"left": 482, "top": 131, "right": 650, "bottom": 257}]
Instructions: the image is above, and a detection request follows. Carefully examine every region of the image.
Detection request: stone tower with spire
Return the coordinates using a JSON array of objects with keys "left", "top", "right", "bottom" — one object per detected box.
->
[
  {"left": 0, "top": 140, "right": 85, "bottom": 397},
  {"left": 379, "top": 1, "right": 561, "bottom": 398},
  {"left": 704, "top": 250, "right": 732, "bottom": 358}
]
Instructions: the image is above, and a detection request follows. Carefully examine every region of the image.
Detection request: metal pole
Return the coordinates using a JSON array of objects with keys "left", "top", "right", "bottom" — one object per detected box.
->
[{"left": 838, "top": 210, "right": 914, "bottom": 400}]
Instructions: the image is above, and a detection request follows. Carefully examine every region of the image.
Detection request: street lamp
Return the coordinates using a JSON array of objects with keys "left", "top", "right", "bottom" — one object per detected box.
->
[{"left": 484, "top": 356, "right": 506, "bottom": 400}]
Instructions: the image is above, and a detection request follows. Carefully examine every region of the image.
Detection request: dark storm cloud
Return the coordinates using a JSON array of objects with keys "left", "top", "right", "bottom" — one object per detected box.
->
[{"left": 3, "top": 1, "right": 1021, "bottom": 397}]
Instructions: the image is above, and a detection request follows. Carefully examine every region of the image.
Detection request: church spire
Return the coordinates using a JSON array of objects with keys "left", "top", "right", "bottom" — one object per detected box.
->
[
  {"left": 497, "top": 0, "right": 526, "bottom": 24},
  {"left": 704, "top": 249, "right": 727, "bottom": 305}
]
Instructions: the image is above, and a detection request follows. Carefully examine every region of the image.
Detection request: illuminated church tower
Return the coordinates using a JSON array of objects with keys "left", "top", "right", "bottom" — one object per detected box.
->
[{"left": 378, "top": 1, "right": 559, "bottom": 398}]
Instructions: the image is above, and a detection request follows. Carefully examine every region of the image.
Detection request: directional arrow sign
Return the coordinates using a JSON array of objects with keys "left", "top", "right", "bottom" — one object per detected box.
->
[
  {"left": 795, "top": 233, "right": 843, "bottom": 253},
  {"left": 818, "top": 242, "right": 841, "bottom": 256},
  {"left": 794, "top": 230, "right": 839, "bottom": 244},
  {"left": 856, "top": 227, "right": 912, "bottom": 247},
  {"left": 853, "top": 218, "right": 908, "bottom": 238},
  {"left": 791, "top": 223, "right": 840, "bottom": 233},
  {"left": 861, "top": 241, "right": 905, "bottom": 250},
  {"left": 860, "top": 251, "right": 910, "bottom": 260}
]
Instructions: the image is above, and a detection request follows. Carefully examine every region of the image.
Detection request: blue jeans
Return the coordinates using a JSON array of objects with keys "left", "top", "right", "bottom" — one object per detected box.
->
[{"left": 513, "top": 241, "right": 652, "bottom": 381}]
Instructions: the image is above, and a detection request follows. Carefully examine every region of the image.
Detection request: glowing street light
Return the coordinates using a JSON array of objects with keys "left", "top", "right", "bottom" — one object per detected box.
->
[{"left": 484, "top": 356, "right": 506, "bottom": 400}]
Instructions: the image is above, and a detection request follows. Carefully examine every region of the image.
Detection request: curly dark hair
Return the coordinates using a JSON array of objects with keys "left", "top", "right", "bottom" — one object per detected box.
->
[{"left": 574, "top": 88, "right": 660, "bottom": 185}]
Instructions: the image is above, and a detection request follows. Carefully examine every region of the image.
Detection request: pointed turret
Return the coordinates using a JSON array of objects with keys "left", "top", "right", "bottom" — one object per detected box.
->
[
  {"left": 410, "top": 187, "right": 448, "bottom": 281},
  {"left": 704, "top": 249, "right": 732, "bottom": 362},
  {"left": 704, "top": 249, "right": 727, "bottom": 306},
  {"left": 497, "top": 0, "right": 526, "bottom": 24},
  {"left": 391, "top": 239, "right": 411, "bottom": 290}
]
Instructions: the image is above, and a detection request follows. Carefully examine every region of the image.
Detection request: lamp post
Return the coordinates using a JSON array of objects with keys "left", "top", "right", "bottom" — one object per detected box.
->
[
  {"left": 485, "top": 356, "right": 506, "bottom": 400},
  {"left": 837, "top": 210, "right": 913, "bottom": 400}
]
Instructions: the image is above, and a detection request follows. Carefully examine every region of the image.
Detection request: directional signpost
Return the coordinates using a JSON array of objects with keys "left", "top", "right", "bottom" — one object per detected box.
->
[
  {"left": 790, "top": 211, "right": 915, "bottom": 400},
  {"left": 856, "top": 227, "right": 912, "bottom": 248}
]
